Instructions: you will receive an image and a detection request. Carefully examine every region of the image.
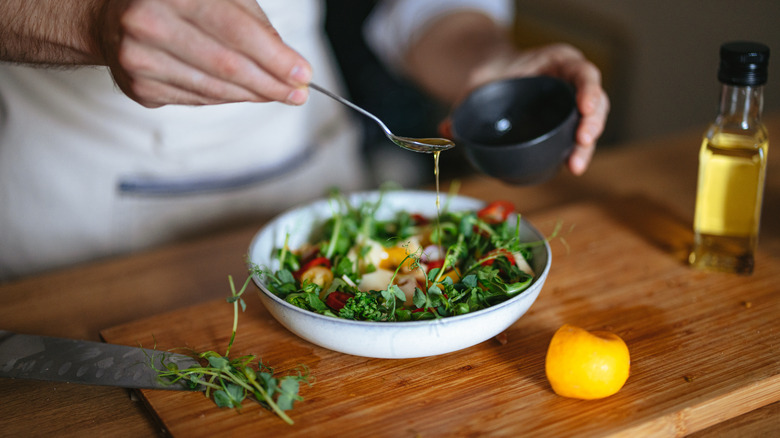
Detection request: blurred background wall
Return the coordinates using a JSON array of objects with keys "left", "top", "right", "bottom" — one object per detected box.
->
[
  {"left": 323, "top": 0, "right": 780, "bottom": 186},
  {"left": 513, "top": 0, "right": 780, "bottom": 145}
]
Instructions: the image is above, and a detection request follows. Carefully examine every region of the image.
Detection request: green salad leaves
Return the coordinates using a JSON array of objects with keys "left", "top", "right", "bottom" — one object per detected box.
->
[{"left": 254, "top": 193, "right": 545, "bottom": 322}]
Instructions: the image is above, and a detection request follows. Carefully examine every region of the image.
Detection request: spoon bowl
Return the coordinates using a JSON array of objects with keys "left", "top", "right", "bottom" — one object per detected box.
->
[{"left": 309, "top": 82, "right": 454, "bottom": 154}]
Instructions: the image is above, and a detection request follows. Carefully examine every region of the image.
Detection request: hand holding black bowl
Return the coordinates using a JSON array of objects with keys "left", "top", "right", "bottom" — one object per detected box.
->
[{"left": 451, "top": 76, "right": 580, "bottom": 185}]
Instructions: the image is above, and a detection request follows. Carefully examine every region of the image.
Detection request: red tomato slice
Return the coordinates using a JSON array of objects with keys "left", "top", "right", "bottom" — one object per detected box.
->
[
  {"left": 325, "top": 291, "right": 353, "bottom": 311},
  {"left": 410, "top": 213, "right": 429, "bottom": 225},
  {"left": 426, "top": 259, "right": 445, "bottom": 272},
  {"left": 480, "top": 249, "right": 516, "bottom": 266},
  {"left": 477, "top": 200, "right": 515, "bottom": 224},
  {"left": 295, "top": 256, "right": 331, "bottom": 279}
]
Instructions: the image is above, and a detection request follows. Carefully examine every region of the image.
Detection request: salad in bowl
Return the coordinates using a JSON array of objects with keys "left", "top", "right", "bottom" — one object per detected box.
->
[{"left": 249, "top": 190, "right": 551, "bottom": 358}]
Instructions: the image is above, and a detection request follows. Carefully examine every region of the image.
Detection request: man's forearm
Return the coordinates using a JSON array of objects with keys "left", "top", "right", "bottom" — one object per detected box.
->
[
  {"left": 0, "top": 0, "right": 105, "bottom": 65},
  {"left": 403, "top": 11, "right": 514, "bottom": 105}
]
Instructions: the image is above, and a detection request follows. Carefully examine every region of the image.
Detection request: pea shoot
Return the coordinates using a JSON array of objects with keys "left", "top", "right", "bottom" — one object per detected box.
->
[{"left": 151, "top": 275, "right": 311, "bottom": 425}]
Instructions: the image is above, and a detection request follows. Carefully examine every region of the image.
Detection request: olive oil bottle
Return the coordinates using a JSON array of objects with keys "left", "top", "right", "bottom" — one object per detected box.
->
[{"left": 690, "top": 42, "right": 770, "bottom": 274}]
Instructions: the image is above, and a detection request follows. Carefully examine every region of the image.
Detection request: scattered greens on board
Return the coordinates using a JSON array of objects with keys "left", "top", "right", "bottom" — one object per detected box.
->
[{"left": 150, "top": 276, "right": 311, "bottom": 425}]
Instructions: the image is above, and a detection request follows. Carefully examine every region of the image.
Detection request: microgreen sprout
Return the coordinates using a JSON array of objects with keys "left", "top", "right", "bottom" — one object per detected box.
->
[{"left": 151, "top": 275, "right": 311, "bottom": 425}]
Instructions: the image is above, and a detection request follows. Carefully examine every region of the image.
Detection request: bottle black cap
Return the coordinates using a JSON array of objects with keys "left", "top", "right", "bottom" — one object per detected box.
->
[{"left": 718, "top": 41, "right": 770, "bottom": 86}]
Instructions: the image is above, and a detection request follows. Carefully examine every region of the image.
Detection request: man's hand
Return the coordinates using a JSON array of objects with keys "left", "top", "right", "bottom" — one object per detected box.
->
[
  {"left": 405, "top": 12, "right": 609, "bottom": 175},
  {"left": 469, "top": 43, "right": 610, "bottom": 175},
  {"left": 0, "top": 0, "right": 312, "bottom": 108},
  {"left": 97, "top": 0, "right": 311, "bottom": 107}
]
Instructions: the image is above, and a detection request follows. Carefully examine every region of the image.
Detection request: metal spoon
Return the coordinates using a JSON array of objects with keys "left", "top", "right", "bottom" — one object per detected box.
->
[{"left": 308, "top": 82, "right": 455, "bottom": 154}]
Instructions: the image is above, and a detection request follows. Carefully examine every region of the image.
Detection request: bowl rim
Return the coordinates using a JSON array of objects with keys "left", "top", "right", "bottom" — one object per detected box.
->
[{"left": 248, "top": 190, "right": 552, "bottom": 328}]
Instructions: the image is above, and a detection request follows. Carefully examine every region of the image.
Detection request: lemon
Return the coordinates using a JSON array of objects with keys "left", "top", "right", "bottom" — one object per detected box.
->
[{"left": 545, "top": 324, "right": 630, "bottom": 400}]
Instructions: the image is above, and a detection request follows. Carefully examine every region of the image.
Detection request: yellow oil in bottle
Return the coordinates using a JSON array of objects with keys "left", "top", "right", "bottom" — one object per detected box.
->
[
  {"left": 689, "top": 132, "right": 768, "bottom": 274},
  {"left": 690, "top": 41, "right": 770, "bottom": 274}
]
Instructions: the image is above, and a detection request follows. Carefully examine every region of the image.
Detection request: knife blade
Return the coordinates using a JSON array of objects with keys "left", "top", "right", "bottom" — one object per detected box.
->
[{"left": 0, "top": 330, "right": 202, "bottom": 390}]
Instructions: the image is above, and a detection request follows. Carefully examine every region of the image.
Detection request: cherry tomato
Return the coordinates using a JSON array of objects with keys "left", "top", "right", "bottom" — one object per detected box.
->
[
  {"left": 426, "top": 259, "right": 445, "bottom": 271},
  {"left": 477, "top": 200, "right": 515, "bottom": 224},
  {"left": 480, "top": 249, "right": 516, "bottom": 266},
  {"left": 410, "top": 213, "right": 429, "bottom": 225},
  {"left": 325, "top": 291, "right": 353, "bottom": 311},
  {"left": 294, "top": 256, "right": 331, "bottom": 279}
]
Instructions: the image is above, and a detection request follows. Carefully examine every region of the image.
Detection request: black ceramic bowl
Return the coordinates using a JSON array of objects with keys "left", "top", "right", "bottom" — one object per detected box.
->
[{"left": 451, "top": 76, "right": 579, "bottom": 185}]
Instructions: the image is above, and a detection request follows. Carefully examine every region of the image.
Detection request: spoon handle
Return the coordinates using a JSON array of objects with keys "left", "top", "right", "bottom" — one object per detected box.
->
[{"left": 308, "top": 82, "right": 391, "bottom": 136}]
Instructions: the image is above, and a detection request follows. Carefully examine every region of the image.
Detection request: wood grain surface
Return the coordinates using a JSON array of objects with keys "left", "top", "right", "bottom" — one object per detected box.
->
[
  {"left": 101, "top": 199, "right": 780, "bottom": 437},
  {"left": 4, "top": 115, "right": 779, "bottom": 437}
]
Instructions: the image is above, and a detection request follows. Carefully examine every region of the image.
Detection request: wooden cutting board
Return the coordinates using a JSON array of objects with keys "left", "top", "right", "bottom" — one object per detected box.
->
[{"left": 101, "top": 198, "right": 780, "bottom": 437}]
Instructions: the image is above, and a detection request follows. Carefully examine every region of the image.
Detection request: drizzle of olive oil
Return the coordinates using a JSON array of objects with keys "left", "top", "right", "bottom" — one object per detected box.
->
[
  {"left": 434, "top": 150, "right": 443, "bottom": 249},
  {"left": 434, "top": 151, "right": 441, "bottom": 213}
]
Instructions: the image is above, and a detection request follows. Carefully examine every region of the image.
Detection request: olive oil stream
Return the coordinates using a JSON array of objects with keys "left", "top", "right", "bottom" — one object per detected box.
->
[{"left": 434, "top": 151, "right": 443, "bottom": 249}]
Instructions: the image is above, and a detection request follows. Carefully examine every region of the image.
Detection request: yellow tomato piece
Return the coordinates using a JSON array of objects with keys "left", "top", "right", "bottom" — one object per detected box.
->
[
  {"left": 300, "top": 266, "right": 333, "bottom": 290},
  {"left": 438, "top": 267, "right": 461, "bottom": 284},
  {"left": 379, "top": 246, "right": 417, "bottom": 271},
  {"left": 545, "top": 324, "right": 631, "bottom": 400}
]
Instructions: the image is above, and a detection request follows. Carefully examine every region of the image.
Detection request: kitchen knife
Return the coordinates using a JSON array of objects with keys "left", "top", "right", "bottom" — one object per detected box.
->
[{"left": 0, "top": 330, "right": 202, "bottom": 390}]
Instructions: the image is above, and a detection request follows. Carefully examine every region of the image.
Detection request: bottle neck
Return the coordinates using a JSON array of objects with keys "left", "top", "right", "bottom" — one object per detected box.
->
[{"left": 718, "top": 83, "right": 764, "bottom": 127}]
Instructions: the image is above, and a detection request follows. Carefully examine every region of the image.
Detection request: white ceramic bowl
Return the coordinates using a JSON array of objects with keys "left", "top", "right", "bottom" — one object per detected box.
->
[{"left": 248, "top": 190, "right": 550, "bottom": 359}]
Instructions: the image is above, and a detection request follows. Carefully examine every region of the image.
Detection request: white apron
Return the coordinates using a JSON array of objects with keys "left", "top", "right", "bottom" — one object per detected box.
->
[
  {"left": 0, "top": 0, "right": 367, "bottom": 280},
  {"left": 0, "top": 0, "right": 512, "bottom": 281}
]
